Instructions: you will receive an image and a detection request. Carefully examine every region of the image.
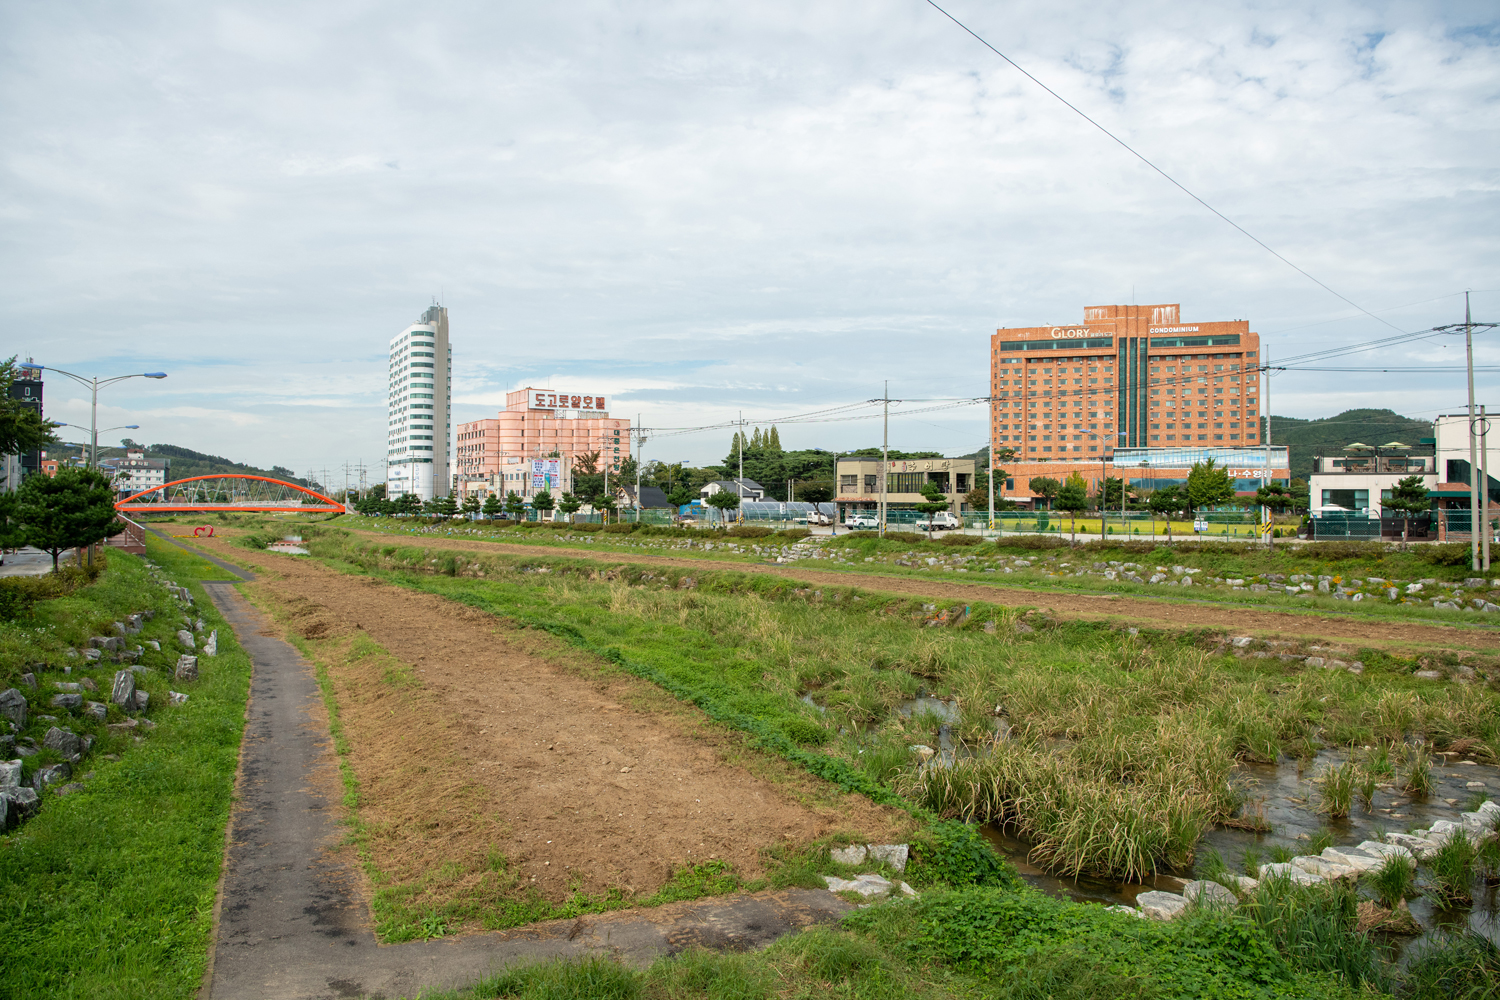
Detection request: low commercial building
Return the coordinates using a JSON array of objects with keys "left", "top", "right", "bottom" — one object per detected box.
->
[
  {"left": 835, "top": 457, "right": 974, "bottom": 519},
  {"left": 999, "top": 446, "right": 1289, "bottom": 508},
  {"left": 455, "top": 388, "right": 630, "bottom": 501}
]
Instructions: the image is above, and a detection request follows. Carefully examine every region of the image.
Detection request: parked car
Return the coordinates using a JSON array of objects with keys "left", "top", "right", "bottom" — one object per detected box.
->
[
  {"left": 844, "top": 514, "right": 880, "bottom": 530},
  {"left": 802, "top": 510, "right": 833, "bottom": 526},
  {"left": 914, "top": 511, "right": 961, "bottom": 531}
]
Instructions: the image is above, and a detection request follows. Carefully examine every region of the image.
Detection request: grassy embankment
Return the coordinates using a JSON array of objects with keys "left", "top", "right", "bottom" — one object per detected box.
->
[
  {"left": 271, "top": 531, "right": 1500, "bottom": 999},
  {"left": 294, "top": 533, "right": 1500, "bottom": 877},
  {"left": 253, "top": 513, "right": 1500, "bottom": 628},
  {"left": 0, "top": 537, "right": 251, "bottom": 1000}
]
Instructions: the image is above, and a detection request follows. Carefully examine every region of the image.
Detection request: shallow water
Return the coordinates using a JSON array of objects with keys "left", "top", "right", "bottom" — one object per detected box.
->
[{"left": 981, "top": 750, "right": 1500, "bottom": 949}]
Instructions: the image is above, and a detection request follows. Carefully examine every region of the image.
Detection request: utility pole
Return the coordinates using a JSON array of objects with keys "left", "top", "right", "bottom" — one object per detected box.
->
[
  {"left": 880, "top": 381, "right": 889, "bottom": 538},
  {"left": 1466, "top": 292, "right": 1480, "bottom": 572},
  {"left": 1265, "top": 346, "right": 1274, "bottom": 550},
  {"left": 634, "top": 413, "right": 643, "bottom": 521},
  {"left": 988, "top": 442, "right": 995, "bottom": 535},
  {"left": 1482, "top": 403, "right": 1491, "bottom": 571}
]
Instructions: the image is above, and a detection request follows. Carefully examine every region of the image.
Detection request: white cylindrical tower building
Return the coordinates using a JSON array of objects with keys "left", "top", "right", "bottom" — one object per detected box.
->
[{"left": 386, "top": 305, "right": 452, "bottom": 501}]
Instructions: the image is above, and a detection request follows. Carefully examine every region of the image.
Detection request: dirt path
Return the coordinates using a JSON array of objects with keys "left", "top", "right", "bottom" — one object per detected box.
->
[
  {"left": 345, "top": 530, "right": 1500, "bottom": 652},
  {"left": 197, "top": 571, "right": 859, "bottom": 1000},
  {"left": 211, "top": 540, "right": 906, "bottom": 912}
]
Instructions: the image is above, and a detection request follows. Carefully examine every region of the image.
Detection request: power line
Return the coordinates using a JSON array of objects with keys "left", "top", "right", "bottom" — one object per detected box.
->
[{"left": 923, "top": 0, "right": 1405, "bottom": 334}]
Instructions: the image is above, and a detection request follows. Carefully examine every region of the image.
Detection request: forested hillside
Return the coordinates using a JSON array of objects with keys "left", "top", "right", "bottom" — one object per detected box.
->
[{"left": 1263, "top": 409, "right": 1433, "bottom": 482}]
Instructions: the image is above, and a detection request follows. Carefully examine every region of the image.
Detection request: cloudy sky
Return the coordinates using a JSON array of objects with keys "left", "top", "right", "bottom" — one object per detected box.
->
[{"left": 2, "top": 0, "right": 1497, "bottom": 479}]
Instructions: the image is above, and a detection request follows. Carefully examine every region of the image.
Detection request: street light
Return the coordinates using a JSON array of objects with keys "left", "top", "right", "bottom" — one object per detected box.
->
[
  {"left": 20, "top": 365, "right": 166, "bottom": 469},
  {"left": 57, "top": 423, "right": 140, "bottom": 469}
]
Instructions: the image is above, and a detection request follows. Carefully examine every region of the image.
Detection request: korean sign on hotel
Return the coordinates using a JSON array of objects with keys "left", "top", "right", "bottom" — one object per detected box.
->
[{"left": 530, "top": 391, "right": 607, "bottom": 411}]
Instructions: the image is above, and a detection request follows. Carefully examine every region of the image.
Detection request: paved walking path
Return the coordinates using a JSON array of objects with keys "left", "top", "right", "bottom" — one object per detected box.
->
[{"left": 197, "top": 557, "right": 848, "bottom": 1000}]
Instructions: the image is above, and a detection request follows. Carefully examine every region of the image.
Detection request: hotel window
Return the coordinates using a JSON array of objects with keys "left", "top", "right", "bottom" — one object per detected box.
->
[
  {"left": 1166, "top": 434, "right": 1176, "bottom": 440},
  {"left": 1151, "top": 435, "right": 1161, "bottom": 441},
  {"left": 1043, "top": 446, "right": 1053, "bottom": 452},
  {"left": 1088, "top": 445, "right": 1098, "bottom": 452}
]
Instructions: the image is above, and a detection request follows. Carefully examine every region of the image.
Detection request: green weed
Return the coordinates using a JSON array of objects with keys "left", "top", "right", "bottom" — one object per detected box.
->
[
  {"left": 1366, "top": 853, "right": 1417, "bottom": 908},
  {"left": 1426, "top": 836, "right": 1478, "bottom": 905},
  {"left": 1400, "top": 931, "right": 1500, "bottom": 1000}
]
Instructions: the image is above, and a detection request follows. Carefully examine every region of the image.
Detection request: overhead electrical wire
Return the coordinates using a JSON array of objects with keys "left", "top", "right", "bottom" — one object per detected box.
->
[{"left": 922, "top": 0, "right": 1406, "bottom": 335}]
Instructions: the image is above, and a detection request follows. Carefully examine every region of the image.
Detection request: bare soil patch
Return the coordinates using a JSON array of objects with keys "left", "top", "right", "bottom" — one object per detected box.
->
[
  {"left": 348, "top": 530, "right": 1500, "bottom": 653},
  {"left": 213, "top": 541, "right": 908, "bottom": 920}
]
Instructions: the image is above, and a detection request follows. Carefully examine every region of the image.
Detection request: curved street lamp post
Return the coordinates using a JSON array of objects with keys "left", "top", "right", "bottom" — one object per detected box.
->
[{"left": 19, "top": 365, "right": 166, "bottom": 469}]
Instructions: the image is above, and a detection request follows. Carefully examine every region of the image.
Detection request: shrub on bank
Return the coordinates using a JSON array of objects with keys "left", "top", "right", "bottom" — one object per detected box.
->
[
  {"left": 725, "top": 526, "right": 775, "bottom": 539},
  {"left": 938, "top": 534, "right": 984, "bottom": 547}
]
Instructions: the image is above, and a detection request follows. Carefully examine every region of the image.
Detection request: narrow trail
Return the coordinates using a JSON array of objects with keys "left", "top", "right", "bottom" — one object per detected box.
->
[
  {"left": 345, "top": 529, "right": 1500, "bottom": 652},
  {"left": 193, "top": 546, "right": 874, "bottom": 1000}
]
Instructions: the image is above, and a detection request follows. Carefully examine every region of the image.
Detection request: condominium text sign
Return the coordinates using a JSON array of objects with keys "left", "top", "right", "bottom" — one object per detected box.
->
[{"left": 530, "top": 391, "right": 608, "bottom": 411}]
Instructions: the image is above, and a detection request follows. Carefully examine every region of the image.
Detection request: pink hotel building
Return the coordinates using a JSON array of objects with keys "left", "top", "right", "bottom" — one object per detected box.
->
[{"left": 454, "top": 388, "right": 631, "bottom": 499}]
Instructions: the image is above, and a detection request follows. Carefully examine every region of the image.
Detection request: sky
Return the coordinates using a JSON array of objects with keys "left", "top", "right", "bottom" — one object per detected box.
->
[{"left": 2, "top": 0, "right": 1497, "bottom": 482}]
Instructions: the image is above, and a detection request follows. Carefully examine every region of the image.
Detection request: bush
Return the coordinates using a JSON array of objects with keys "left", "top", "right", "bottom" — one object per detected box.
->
[
  {"left": 602, "top": 522, "right": 639, "bottom": 534},
  {"left": 725, "top": 526, "right": 775, "bottom": 538},
  {"left": 938, "top": 534, "right": 984, "bottom": 547},
  {"left": 776, "top": 528, "right": 812, "bottom": 540},
  {"left": 1419, "top": 543, "right": 1472, "bottom": 567},
  {"left": 0, "top": 565, "right": 97, "bottom": 621},
  {"left": 568, "top": 522, "right": 602, "bottom": 532},
  {"left": 883, "top": 531, "right": 927, "bottom": 544},
  {"left": 995, "top": 535, "right": 1069, "bottom": 552},
  {"left": 908, "top": 821, "right": 1022, "bottom": 889},
  {"left": 780, "top": 715, "right": 832, "bottom": 746}
]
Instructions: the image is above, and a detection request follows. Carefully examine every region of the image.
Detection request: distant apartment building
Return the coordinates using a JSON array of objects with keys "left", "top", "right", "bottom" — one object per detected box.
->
[
  {"left": 1, "top": 363, "right": 43, "bottom": 492},
  {"left": 455, "top": 388, "right": 630, "bottom": 501},
  {"left": 100, "top": 448, "right": 169, "bottom": 497},
  {"left": 386, "top": 305, "right": 452, "bottom": 502},
  {"left": 991, "top": 303, "right": 1262, "bottom": 462}
]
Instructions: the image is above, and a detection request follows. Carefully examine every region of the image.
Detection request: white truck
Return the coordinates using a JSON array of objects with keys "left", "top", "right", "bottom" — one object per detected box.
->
[
  {"left": 801, "top": 510, "right": 833, "bottom": 526},
  {"left": 914, "top": 511, "right": 961, "bottom": 532},
  {"left": 844, "top": 513, "right": 880, "bottom": 531}
]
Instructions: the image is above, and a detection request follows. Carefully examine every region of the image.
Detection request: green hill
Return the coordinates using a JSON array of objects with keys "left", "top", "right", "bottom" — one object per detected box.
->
[
  {"left": 1264, "top": 409, "right": 1433, "bottom": 482},
  {"left": 53, "top": 439, "right": 311, "bottom": 488}
]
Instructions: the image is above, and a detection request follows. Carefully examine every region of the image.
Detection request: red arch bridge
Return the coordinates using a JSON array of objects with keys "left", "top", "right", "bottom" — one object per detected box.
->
[{"left": 114, "top": 475, "right": 344, "bottom": 514}]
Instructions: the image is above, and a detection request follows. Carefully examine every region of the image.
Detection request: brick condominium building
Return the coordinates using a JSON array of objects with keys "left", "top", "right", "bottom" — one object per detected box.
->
[
  {"left": 991, "top": 303, "right": 1262, "bottom": 462},
  {"left": 454, "top": 387, "right": 631, "bottom": 500}
]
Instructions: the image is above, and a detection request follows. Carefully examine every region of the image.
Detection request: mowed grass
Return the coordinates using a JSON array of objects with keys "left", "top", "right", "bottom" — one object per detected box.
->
[
  {"left": 301, "top": 533, "right": 1500, "bottom": 881},
  {"left": 0, "top": 538, "right": 252, "bottom": 1000}
]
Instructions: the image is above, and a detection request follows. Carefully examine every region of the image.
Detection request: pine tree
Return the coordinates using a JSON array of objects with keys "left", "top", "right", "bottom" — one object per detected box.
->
[{"left": 767, "top": 426, "right": 782, "bottom": 452}]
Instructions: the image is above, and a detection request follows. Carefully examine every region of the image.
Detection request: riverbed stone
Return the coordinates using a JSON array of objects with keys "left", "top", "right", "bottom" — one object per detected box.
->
[
  {"left": 84, "top": 701, "right": 108, "bottom": 722},
  {"left": 110, "top": 670, "right": 136, "bottom": 708},
  {"left": 175, "top": 656, "right": 199, "bottom": 681},
  {"left": 9, "top": 785, "right": 38, "bottom": 818},
  {"left": 0, "top": 759, "right": 21, "bottom": 789},
  {"left": 203, "top": 630, "right": 218, "bottom": 656},
  {"left": 1321, "top": 847, "right": 1383, "bottom": 872},
  {"left": 822, "top": 873, "right": 896, "bottom": 898},
  {"left": 176, "top": 630, "right": 195, "bottom": 651},
  {"left": 168, "top": 691, "right": 189, "bottom": 706},
  {"left": 0, "top": 688, "right": 27, "bottom": 729},
  {"left": 1383, "top": 833, "right": 1441, "bottom": 857},
  {"left": 50, "top": 693, "right": 82, "bottom": 711},
  {"left": 1459, "top": 812, "right": 1494, "bottom": 836},
  {"left": 1183, "top": 880, "right": 1238, "bottom": 909},
  {"left": 868, "top": 844, "right": 909, "bottom": 871},
  {"left": 1291, "top": 855, "right": 1357, "bottom": 880},
  {"left": 830, "top": 845, "right": 867, "bottom": 865},
  {"left": 133, "top": 690, "right": 149, "bottom": 713},
  {"left": 1136, "top": 890, "right": 1188, "bottom": 920},
  {"left": 1413, "top": 670, "right": 1442, "bottom": 680},
  {"left": 1105, "top": 904, "right": 1145, "bottom": 918},
  {"left": 1258, "top": 862, "right": 1324, "bottom": 886},
  {"left": 1230, "top": 636, "right": 1253, "bottom": 647}
]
